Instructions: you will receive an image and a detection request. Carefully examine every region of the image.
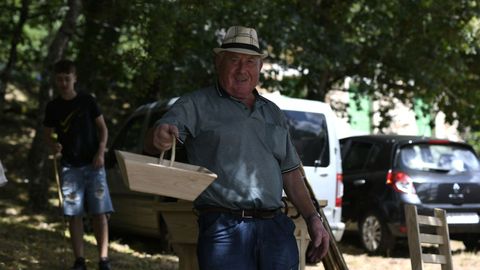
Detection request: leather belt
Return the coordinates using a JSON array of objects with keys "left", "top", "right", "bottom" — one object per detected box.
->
[{"left": 196, "top": 207, "right": 282, "bottom": 219}]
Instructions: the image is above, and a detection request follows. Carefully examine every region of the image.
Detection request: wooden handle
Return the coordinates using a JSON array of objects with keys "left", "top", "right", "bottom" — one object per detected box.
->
[{"left": 158, "top": 136, "right": 176, "bottom": 167}]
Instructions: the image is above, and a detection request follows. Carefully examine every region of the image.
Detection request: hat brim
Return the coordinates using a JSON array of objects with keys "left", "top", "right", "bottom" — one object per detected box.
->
[{"left": 213, "top": 48, "right": 268, "bottom": 59}]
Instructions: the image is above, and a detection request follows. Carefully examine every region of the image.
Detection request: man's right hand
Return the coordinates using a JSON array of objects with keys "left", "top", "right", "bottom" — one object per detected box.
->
[{"left": 144, "top": 124, "right": 179, "bottom": 154}]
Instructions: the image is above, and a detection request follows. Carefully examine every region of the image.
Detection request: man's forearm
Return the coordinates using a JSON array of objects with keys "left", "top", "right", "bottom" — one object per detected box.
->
[{"left": 283, "top": 168, "right": 318, "bottom": 219}]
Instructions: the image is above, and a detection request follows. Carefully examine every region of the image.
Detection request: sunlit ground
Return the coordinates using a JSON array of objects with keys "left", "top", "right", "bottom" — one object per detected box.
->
[
  {"left": 3, "top": 197, "right": 479, "bottom": 270},
  {"left": 0, "top": 185, "right": 179, "bottom": 270}
]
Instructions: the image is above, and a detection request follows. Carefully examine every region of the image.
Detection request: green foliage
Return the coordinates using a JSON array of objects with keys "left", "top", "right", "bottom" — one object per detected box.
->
[
  {"left": 1, "top": 1, "right": 65, "bottom": 101},
  {"left": 1, "top": 0, "right": 480, "bottom": 135}
]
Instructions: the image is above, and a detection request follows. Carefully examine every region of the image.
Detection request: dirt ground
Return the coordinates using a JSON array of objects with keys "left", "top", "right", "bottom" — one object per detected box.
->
[
  {"left": 1, "top": 174, "right": 480, "bottom": 270},
  {"left": 306, "top": 233, "right": 480, "bottom": 270}
]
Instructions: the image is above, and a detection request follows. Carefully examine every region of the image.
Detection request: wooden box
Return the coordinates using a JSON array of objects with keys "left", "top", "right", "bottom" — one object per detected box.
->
[{"left": 115, "top": 150, "right": 217, "bottom": 201}]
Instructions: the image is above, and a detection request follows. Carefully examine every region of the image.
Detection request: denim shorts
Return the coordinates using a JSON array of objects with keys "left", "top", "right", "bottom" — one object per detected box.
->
[
  {"left": 197, "top": 212, "right": 299, "bottom": 270},
  {"left": 60, "top": 164, "right": 114, "bottom": 216}
]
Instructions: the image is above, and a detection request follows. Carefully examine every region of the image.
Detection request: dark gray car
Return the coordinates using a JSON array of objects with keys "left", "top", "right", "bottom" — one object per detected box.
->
[
  {"left": 104, "top": 99, "right": 183, "bottom": 250},
  {"left": 340, "top": 135, "right": 480, "bottom": 255}
]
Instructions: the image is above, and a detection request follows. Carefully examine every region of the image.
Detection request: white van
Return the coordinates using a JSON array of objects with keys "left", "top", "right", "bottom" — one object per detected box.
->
[{"left": 262, "top": 92, "right": 345, "bottom": 241}]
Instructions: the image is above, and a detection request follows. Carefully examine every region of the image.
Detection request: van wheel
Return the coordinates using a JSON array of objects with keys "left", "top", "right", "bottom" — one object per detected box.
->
[{"left": 359, "top": 212, "right": 395, "bottom": 255}]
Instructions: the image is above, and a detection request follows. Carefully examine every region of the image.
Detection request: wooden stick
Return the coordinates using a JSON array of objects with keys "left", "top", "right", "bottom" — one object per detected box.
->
[
  {"left": 299, "top": 164, "right": 349, "bottom": 270},
  {"left": 158, "top": 137, "right": 176, "bottom": 167},
  {"left": 52, "top": 154, "right": 63, "bottom": 208}
]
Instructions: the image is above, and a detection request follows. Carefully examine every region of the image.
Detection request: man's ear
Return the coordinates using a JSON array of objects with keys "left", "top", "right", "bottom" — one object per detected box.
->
[{"left": 214, "top": 53, "right": 222, "bottom": 72}]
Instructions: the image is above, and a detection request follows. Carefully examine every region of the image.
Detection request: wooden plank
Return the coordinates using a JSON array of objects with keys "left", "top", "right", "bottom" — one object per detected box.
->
[
  {"left": 417, "top": 215, "right": 443, "bottom": 226},
  {"left": 421, "top": 253, "right": 446, "bottom": 264},
  {"left": 295, "top": 221, "right": 309, "bottom": 270},
  {"left": 110, "top": 197, "right": 162, "bottom": 236},
  {"left": 405, "top": 205, "right": 453, "bottom": 270},
  {"left": 172, "top": 244, "right": 199, "bottom": 270},
  {"left": 405, "top": 204, "right": 424, "bottom": 270},
  {"left": 115, "top": 150, "right": 217, "bottom": 201},
  {"left": 157, "top": 202, "right": 198, "bottom": 244},
  {"left": 434, "top": 208, "right": 453, "bottom": 270},
  {"left": 419, "top": 233, "right": 444, "bottom": 245}
]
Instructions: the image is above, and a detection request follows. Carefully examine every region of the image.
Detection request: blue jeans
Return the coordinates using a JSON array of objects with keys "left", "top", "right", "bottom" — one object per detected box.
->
[
  {"left": 197, "top": 212, "right": 299, "bottom": 270},
  {"left": 60, "top": 164, "right": 114, "bottom": 216}
]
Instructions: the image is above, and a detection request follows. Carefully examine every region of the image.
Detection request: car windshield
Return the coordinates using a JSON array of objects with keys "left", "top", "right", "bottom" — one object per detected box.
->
[
  {"left": 400, "top": 143, "right": 480, "bottom": 172},
  {"left": 283, "top": 110, "right": 329, "bottom": 167}
]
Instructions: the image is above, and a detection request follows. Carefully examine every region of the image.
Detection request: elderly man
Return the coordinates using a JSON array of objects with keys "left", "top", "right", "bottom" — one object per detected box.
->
[{"left": 145, "top": 26, "right": 329, "bottom": 270}]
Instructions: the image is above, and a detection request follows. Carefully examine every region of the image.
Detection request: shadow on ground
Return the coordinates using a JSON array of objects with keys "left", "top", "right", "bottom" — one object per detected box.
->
[{"left": 0, "top": 181, "right": 178, "bottom": 270}]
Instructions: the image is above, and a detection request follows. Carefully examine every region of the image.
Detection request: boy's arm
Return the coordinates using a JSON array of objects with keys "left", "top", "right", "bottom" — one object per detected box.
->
[
  {"left": 93, "top": 115, "right": 108, "bottom": 168},
  {"left": 43, "top": 127, "right": 62, "bottom": 155}
]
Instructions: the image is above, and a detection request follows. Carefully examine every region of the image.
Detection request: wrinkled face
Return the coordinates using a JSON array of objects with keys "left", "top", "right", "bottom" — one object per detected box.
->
[
  {"left": 55, "top": 72, "right": 76, "bottom": 95},
  {"left": 216, "top": 51, "right": 262, "bottom": 99}
]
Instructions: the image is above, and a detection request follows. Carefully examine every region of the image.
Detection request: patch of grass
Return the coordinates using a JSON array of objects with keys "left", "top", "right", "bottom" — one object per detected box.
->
[
  {"left": 0, "top": 111, "right": 179, "bottom": 269},
  {"left": 0, "top": 183, "right": 179, "bottom": 270}
]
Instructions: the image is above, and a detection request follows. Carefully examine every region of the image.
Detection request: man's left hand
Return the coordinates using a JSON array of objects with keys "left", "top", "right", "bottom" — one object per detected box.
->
[{"left": 306, "top": 213, "right": 330, "bottom": 263}]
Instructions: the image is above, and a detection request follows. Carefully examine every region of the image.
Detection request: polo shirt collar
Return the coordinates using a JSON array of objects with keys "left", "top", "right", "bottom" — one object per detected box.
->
[{"left": 215, "top": 81, "right": 266, "bottom": 104}]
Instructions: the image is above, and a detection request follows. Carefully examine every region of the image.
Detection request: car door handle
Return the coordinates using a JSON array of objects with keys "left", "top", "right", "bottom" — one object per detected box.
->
[
  {"left": 319, "top": 173, "right": 328, "bottom": 177},
  {"left": 353, "top": 179, "right": 366, "bottom": 186}
]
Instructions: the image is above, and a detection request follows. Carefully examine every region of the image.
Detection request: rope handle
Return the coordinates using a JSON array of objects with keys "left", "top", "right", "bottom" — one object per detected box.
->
[{"left": 158, "top": 136, "right": 176, "bottom": 167}]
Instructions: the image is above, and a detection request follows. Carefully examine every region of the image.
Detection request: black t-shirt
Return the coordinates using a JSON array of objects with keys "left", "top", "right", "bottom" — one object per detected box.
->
[{"left": 43, "top": 91, "right": 102, "bottom": 166}]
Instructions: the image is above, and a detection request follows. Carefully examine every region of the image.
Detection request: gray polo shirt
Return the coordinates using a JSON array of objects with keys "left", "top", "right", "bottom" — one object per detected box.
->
[{"left": 157, "top": 85, "right": 301, "bottom": 210}]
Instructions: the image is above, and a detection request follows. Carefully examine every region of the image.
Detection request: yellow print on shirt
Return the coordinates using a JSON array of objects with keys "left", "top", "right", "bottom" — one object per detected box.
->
[{"left": 60, "top": 108, "right": 79, "bottom": 133}]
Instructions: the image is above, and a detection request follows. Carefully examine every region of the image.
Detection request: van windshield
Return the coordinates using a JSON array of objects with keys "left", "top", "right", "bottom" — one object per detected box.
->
[
  {"left": 283, "top": 110, "right": 330, "bottom": 167},
  {"left": 400, "top": 144, "right": 480, "bottom": 173}
]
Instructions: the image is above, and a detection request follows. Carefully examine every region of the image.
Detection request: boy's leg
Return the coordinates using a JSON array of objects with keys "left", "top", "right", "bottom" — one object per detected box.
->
[
  {"left": 69, "top": 215, "right": 85, "bottom": 259},
  {"left": 92, "top": 214, "right": 109, "bottom": 258},
  {"left": 60, "top": 165, "right": 86, "bottom": 263},
  {"left": 84, "top": 165, "right": 113, "bottom": 262}
]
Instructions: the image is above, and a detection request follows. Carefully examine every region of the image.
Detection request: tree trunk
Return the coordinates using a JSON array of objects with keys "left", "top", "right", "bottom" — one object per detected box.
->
[
  {"left": 0, "top": 0, "right": 30, "bottom": 117},
  {"left": 306, "top": 71, "right": 332, "bottom": 102},
  {"left": 26, "top": 0, "right": 82, "bottom": 211}
]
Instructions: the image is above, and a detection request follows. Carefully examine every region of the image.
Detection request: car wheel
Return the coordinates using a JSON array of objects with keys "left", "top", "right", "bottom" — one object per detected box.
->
[
  {"left": 463, "top": 238, "right": 480, "bottom": 252},
  {"left": 359, "top": 212, "right": 395, "bottom": 255}
]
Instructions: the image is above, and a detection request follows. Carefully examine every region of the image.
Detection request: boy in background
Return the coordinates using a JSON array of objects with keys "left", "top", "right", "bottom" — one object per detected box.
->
[{"left": 43, "top": 59, "right": 113, "bottom": 270}]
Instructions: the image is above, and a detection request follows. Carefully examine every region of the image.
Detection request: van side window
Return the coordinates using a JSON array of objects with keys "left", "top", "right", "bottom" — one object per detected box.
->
[
  {"left": 283, "top": 110, "right": 330, "bottom": 167},
  {"left": 343, "top": 141, "right": 373, "bottom": 171}
]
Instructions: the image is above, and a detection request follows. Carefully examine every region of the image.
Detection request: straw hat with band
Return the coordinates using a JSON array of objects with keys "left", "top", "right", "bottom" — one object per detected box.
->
[{"left": 213, "top": 26, "right": 268, "bottom": 59}]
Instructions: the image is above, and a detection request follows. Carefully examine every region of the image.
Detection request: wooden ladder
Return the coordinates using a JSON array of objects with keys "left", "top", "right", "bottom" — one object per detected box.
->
[{"left": 404, "top": 204, "right": 453, "bottom": 270}]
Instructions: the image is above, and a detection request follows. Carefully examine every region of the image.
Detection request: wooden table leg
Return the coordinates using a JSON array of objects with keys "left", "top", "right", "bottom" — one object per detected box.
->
[{"left": 172, "top": 243, "right": 199, "bottom": 270}]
